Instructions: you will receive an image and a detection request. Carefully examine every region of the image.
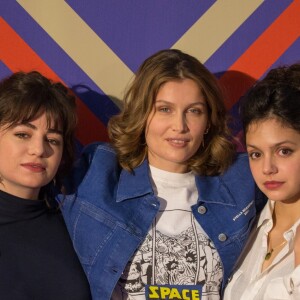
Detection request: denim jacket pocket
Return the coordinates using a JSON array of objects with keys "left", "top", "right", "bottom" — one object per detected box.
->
[{"left": 72, "top": 200, "right": 118, "bottom": 266}]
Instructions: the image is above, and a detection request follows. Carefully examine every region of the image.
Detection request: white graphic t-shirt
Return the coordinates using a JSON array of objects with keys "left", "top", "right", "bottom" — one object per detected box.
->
[{"left": 112, "top": 166, "right": 223, "bottom": 300}]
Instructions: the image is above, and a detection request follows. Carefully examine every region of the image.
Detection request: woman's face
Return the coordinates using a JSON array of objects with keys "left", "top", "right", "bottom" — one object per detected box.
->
[
  {"left": 246, "top": 118, "right": 300, "bottom": 204},
  {"left": 0, "top": 112, "right": 63, "bottom": 200},
  {"left": 145, "top": 79, "right": 209, "bottom": 173}
]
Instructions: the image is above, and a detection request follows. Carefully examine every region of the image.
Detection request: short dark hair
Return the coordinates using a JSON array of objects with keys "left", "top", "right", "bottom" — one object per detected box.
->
[
  {"left": 240, "top": 63, "right": 300, "bottom": 134},
  {"left": 0, "top": 71, "right": 77, "bottom": 203}
]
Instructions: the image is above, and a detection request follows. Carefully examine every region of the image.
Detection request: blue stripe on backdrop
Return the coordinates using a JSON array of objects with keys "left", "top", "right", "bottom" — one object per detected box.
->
[{"left": 0, "top": 62, "right": 12, "bottom": 79}]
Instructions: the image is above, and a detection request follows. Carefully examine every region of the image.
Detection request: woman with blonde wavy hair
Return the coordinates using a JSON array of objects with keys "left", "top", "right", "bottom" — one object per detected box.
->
[
  {"left": 109, "top": 49, "right": 234, "bottom": 176},
  {"left": 60, "top": 49, "right": 265, "bottom": 300}
]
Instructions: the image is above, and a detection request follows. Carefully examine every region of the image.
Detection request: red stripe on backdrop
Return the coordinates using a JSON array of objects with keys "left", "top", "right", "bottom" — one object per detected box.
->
[
  {"left": 220, "top": 0, "right": 300, "bottom": 111},
  {"left": 0, "top": 17, "right": 109, "bottom": 145}
]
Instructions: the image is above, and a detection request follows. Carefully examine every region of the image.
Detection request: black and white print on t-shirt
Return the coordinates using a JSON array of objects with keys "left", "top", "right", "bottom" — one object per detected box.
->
[
  {"left": 114, "top": 210, "right": 223, "bottom": 300},
  {"left": 112, "top": 166, "right": 223, "bottom": 300}
]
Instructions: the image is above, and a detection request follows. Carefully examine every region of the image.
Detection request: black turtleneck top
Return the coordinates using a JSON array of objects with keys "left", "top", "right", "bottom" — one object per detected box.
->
[{"left": 0, "top": 190, "right": 91, "bottom": 300}]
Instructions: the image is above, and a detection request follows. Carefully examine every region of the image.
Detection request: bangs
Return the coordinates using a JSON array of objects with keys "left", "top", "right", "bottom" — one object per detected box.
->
[
  {"left": 44, "top": 109, "right": 62, "bottom": 131},
  {"left": 2, "top": 97, "right": 63, "bottom": 132}
]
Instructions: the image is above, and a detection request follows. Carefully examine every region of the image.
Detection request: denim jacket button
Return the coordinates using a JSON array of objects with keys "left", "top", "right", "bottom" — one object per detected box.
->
[
  {"left": 197, "top": 205, "right": 207, "bottom": 214},
  {"left": 218, "top": 233, "right": 227, "bottom": 242}
]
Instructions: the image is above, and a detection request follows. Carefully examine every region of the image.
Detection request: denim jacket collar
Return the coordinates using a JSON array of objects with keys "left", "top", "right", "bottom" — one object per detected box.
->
[
  {"left": 116, "top": 160, "right": 237, "bottom": 206},
  {"left": 116, "top": 160, "right": 153, "bottom": 202}
]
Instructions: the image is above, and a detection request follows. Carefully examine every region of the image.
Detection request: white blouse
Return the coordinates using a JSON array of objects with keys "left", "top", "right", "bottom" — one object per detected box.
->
[{"left": 223, "top": 200, "right": 300, "bottom": 300}]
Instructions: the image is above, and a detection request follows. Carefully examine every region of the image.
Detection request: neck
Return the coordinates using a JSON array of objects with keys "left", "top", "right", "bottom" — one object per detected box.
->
[
  {"left": 0, "top": 186, "right": 39, "bottom": 201},
  {"left": 273, "top": 200, "right": 300, "bottom": 230}
]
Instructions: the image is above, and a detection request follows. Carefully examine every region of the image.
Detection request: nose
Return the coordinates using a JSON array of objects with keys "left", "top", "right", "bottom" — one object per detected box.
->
[
  {"left": 262, "top": 156, "right": 277, "bottom": 175},
  {"left": 28, "top": 137, "right": 46, "bottom": 157},
  {"left": 172, "top": 113, "right": 188, "bottom": 132}
]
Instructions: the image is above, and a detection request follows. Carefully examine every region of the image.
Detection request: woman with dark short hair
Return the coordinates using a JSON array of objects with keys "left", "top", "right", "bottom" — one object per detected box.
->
[
  {"left": 224, "top": 63, "right": 300, "bottom": 299},
  {"left": 0, "top": 71, "right": 91, "bottom": 299}
]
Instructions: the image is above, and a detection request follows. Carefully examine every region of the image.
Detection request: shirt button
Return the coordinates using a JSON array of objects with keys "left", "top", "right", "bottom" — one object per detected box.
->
[
  {"left": 197, "top": 205, "right": 207, "bottom": 214},
  {"left": 218, "top": 233, "right": 227, "bottom": 242}
]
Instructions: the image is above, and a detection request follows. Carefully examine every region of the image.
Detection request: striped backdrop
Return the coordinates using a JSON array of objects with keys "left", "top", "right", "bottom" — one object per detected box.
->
[{"left": 1, "top": 1, "right": 299, "bottom": 151}]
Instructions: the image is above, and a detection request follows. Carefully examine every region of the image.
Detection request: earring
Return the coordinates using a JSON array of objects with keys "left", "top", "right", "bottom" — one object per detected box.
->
[{"left": 202, "top": 127, "right": 209, "bottom": 148}]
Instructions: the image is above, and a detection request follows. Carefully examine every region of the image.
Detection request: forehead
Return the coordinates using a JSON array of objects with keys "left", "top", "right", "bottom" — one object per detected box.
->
[
  {"left": 246, "top": 118, "right": 300, "bottom": 142},
  {"left": 247, "top": 118, "right": 287, "bottom": 133},
  {"left": 18, "top": 111, "right": 62, "bottom": 131},
  {"left": 156, "top": 79, "right": 204, "bottom": 101}
]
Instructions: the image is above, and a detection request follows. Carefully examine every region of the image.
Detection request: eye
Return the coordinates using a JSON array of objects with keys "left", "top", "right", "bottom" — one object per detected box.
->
[
  {"left": 15, "top": 132, "right": 30, "bottom": 139},
  {"left": 47, "top": 139, "right": 61, "bottom": 146},
  {"left": 46, "top": 137, "right": 62, "bottom": 146},
  {"left": 278, "top": 148, "right": 293, "bottom": 157},
  {"left": 157, "top": 106, "right": 171, "bottom": 113},
  {"left": 187, "top": 107, "right": 202, "bottom": 114},
  {"left": 248, "top": 151, "right": 261, "bottom": 160}
]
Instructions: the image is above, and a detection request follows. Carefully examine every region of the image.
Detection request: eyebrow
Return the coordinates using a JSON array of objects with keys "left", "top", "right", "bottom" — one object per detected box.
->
[
  {"left": 19, "top": 122, "right": 63, "bottom": 135},
  {"left": 246, "top": 140, "right": 297, "bottom": 149},
  {"left": 155, "top": 99, "right": 207, "bottom": 106}
]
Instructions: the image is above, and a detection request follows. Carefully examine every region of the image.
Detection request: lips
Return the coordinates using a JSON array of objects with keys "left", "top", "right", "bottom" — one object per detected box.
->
[
  {"left": 21, "top": 163, "right": 46, "bottom": 172},
  {"left": 166, "top": 138, "right": 189, "bottom": 147},
  {"left": 263, "top": 181, "right": 284, "bottom": 190}
]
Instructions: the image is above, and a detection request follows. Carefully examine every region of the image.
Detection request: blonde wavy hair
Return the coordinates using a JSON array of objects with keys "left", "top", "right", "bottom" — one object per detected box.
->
[{"left": 108, "top": 49, "right": 235, "bottom": 175}]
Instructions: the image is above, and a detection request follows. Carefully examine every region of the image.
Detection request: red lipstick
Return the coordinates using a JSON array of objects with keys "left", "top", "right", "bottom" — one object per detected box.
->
[{"left": 263, "top": 181, "right": 284, "bottom": 190}]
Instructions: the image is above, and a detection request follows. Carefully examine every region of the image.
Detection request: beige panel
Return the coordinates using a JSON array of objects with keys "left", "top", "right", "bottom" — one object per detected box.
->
[
  {"left": 17, "top": 0, "right": 134, "bottom": 106},
  {"left": 172, "top": 0, "right": 264, "bottom": 63}
]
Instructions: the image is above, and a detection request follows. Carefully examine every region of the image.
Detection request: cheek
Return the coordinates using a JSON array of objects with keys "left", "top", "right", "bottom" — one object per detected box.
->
[
  {"left": 145, "top": 132, "right": 158, "bottom": 153},
  {"left": 145, "top": 120, "right": 162, "bottom": 140},
  {"left": 190, "top": 125, "right": 207, "bottom": 145},
  {"left": 249, "top": 162, "right": 262, "bottom": 182},
  {"left": 282, "top": 162, "right": 300, "bottom": 177}
]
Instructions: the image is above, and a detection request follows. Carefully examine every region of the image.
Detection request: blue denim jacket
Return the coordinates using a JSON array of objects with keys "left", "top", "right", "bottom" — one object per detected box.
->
[{"left": 59, "top": 143, "right": 265, "bottom": 300}]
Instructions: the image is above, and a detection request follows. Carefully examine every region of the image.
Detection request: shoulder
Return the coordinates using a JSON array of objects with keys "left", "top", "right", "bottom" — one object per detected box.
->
[
  {"left": 64, "top": 142, "right": 119, "bottom": 193},
  {"left": 221, "top": 152, "right": 267, "bottom": 210},
  {"left": 76, "top": 142, "right": 117, "bottom": 169},
  {"left": 225, "top": 152, "right": 250, "bottom": 176},
  {"left": 80, "top": 142, "right": 116, "bottom": 162},
  {"left": 196, "top": 153, "right": 251, "bottom": 184},
  {"left": 222, "top": 152, "right": 254, "bottom": 194},
  {"left": 215, "top": 152, "right": 252, "bottom": 186},
  {"left": 195, "top": 152, "right": 256, "bottom": 205}
]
